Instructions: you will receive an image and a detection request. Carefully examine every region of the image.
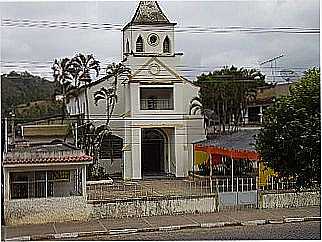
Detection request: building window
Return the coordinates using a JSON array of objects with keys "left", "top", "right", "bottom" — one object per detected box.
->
[
  {"left": 163, "top": 36, "right": 170, "bottom": 53},
  {"left": 126, "top": 39, "right": 130, "bottom": 53},
  {"left": 99, "top": 134, "right": 123, "bottom": 159},
  {"left": 10, "top": 169, "right": 82, "bottom": 199},
  {"left": 248, "top": 106, "right": 261, "bottom": 123},
  {"left": 140, "top": 87, "right": 174, "bottom": 110},
  {"left": 148, "top": 33, "right": 159, "bottom": 46},
  {"left": 136, "top": 35, "right": 144, "bottom": 52}
]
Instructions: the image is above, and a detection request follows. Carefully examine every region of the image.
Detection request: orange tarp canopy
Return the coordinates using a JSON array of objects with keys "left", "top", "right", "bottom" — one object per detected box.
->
[{"left": 195, "top": 145, "right": 260, "bottom": 161}]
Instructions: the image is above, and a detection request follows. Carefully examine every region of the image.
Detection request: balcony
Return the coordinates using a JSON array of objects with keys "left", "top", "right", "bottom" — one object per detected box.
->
[
  {"left": 140, "top": 87, "right": 174, "bottom": 110},
  {"left": 140, "top": 98, "right": 173, "bottom": 110}
]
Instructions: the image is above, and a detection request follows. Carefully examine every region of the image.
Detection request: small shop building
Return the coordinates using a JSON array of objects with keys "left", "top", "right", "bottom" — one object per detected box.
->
[{"left": 2, "top": 124, "right": 93, "bottom": 225}]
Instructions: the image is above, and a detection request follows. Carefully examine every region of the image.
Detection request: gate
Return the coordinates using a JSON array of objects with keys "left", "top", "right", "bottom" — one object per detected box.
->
[{"left": 216, "top": 177, "right": 258, "bottom": 209}]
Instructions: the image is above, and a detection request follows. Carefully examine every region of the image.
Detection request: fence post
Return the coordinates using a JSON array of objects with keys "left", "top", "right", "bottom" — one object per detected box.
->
[
  {"left": 236, "top": 177, "right": 239, "bottom": 192},
  {"left": 255, "top": 176, "right": 258, "bottom": 190},
  {"left": 201, "top": 180, "right": 203, "bottom": 195},
  {"left": 250, "top": 177, "right": 253, "bottom": 191},
  {"left": 241, "top": 178, "right": 244, "bottom": 192},
  {"left": 210, "top": 154, "right": 213, "bottom": 194},
  {"left": 231, "top": 158, "right": 234, "bottom": 192},
  {"left": 226, "top": 178, "right": 229, "bottom": 192},
  {"left": 216, "top": 178, "right": 219, "bottom": 193},
  {"left": 277, "top": 178, "right": 279, "bottom": 191}
]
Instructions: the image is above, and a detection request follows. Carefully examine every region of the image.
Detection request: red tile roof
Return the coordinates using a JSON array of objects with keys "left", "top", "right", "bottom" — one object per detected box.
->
[{"left": 3, "top": 154, "right": 93, "bottom": 166}]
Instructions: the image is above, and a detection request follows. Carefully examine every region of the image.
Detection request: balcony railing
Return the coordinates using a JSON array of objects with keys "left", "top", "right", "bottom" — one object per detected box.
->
[{"left": 140, "top": 99, "right": 173, "bottom": 110}]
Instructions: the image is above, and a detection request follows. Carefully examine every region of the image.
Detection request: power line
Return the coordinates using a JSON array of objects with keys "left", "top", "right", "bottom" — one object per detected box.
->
[{"left": 2, "top": 18, "right": 320, "bottom": 34}]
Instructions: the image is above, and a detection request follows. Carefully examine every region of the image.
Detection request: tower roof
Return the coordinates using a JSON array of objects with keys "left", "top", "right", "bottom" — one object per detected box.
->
[{"left": 123, "top": 1, "right": 176, "bottom": 30}]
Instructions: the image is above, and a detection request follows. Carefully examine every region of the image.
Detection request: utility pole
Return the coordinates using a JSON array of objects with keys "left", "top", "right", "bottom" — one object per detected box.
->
[
  {"left": 10, "top": 112, "right": 15, "bottom": 145},
  {"left": 260, "top": 54, "right": 284, "bottom": 83},
  {"left": 4, "top": 117, "right": 8, "bottom": 153}
]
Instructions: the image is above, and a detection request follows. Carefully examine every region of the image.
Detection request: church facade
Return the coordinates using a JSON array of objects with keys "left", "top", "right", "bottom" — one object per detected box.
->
[{"left": 67, "top": 1, "right": 205, "bottom": 179}]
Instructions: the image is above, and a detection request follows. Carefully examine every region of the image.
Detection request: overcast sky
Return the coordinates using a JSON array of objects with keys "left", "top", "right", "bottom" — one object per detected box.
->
[{"left": 0, "top": 0, "right": 320, "bottom": 82}]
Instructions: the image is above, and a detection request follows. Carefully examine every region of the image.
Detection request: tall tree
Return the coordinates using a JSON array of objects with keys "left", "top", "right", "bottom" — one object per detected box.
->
[
  {"left": 71, "top": 53, "right": 100, "bottom": 123},
  {"left": 52, "top": 58, "right": 74, "bottom": 119},
  {"left": 189, "top": 96, "right": 215, "bottom": 136},
  {"left": 195, "top": 66, "right": 266, "bottom": 134},
  {"left": 92, "top": 62, "right": 130, "bottom": 162},
  {"left": 256, "top": 68, "right": 320, "bottom": 187}
]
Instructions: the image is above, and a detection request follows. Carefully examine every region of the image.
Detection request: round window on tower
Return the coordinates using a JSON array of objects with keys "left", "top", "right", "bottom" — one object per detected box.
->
[{"left": 148, "top": 33, "right": 159, "bottom": 46}]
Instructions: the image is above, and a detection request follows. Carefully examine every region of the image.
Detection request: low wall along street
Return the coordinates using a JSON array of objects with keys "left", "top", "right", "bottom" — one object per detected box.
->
[
  {"left": 5, "top": 196, "right": 91, "bottom": 225},
  {"left": 4, "top": 190, "right": 320, "bottom": 225},
  {"left": 259, "top": 190, "right": 321, "bottom": 209},
  {"left": 89, "top": 195, "right": 219, "bottom": 219}
]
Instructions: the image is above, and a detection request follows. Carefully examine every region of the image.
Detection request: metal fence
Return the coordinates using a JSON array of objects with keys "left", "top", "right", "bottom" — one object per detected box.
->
[
  {"left": 215, "top": 177, "right": 257, "bottom": 192},
  {"left": 86, "top": 177, "right": 259, "bottom": 201},
  {"left": 86, "top": 176, "right": 320, "bottom": 201},
  {"left": 258, "top": 176, "right": 297, "bottom": 192},
  {"left": 258, "top": 176, "right": 320, "bottom": 192}
]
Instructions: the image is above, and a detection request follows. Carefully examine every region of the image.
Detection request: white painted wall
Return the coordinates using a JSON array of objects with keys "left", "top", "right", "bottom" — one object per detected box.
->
[
  {"left": 65, "top": 7, "right": 205, "bottom": 179},
  {"left": 123, "top": 25, "right": 175, "bottom": 56}
]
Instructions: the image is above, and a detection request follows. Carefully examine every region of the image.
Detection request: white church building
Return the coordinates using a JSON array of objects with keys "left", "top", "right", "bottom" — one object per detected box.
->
[{"left": 67, "top": 1, "right": 205, "bottom": 180}]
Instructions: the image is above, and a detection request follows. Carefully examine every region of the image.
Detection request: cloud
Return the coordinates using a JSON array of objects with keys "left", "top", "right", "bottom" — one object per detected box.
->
[{"left": 0, "top": 0, "right": 319, "bottom": 82}]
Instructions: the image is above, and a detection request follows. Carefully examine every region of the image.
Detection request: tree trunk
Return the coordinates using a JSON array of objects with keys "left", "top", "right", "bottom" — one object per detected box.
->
[
  {"left": 61, "top": 86, "right": 66, "bottom": 125},
  {"left": 84, "top": 87, "right": 89, "bottom": 123},
  {"left": 217, "top": 102, "right": 221, "bottom": 135}
]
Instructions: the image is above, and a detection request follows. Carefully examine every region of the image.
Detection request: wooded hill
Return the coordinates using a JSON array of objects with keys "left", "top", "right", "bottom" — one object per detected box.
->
[{"left": 1, "top": 71, "right": 63, "bottom": 121}]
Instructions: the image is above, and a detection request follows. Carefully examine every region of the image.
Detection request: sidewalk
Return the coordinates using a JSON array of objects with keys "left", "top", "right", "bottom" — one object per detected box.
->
[{"left": 2, "top": 206, "right": 321, "bottom": 241}]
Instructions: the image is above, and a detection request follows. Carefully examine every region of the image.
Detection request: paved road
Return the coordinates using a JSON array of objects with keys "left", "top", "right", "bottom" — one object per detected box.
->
[
  {"left": 70, "top": 221, "right": 321, "bottom": 240},
  {"left": 2, "top": 206, "right": 320, "bottom": 240}
]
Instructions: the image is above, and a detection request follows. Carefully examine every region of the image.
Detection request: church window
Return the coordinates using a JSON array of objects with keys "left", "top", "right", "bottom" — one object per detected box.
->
[
  {"left": 148, "top": 33, "right": 159, "bottom": 46},
  {"left": 136, "top": 35, "right": 144, "bottom": 52},
  {"left": 163, "top": 36, "right": 170, "bottom": 53},
  {"left": 126, "top": 39, "right": 130, "bottom": 53}
]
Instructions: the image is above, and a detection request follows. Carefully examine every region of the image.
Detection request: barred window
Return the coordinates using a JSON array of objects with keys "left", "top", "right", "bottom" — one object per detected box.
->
[{"left": 99, "top": 134, "right": 123, "bottom": 159}]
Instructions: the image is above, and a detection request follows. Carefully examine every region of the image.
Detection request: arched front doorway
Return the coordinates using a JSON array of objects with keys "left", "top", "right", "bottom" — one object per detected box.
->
[{"left": 141, "top": 128, "right": 167, "bottom": 175}]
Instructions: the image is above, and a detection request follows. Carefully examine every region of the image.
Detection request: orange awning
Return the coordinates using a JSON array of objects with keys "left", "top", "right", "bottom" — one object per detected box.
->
[{"left": 195, "top": 145, "right": 260, "bottom": 161}]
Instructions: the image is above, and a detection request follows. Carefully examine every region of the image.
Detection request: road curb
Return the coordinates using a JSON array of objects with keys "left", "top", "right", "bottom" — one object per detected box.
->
[
  {"left": 136, "top": 227, "right": 158, "bottom": 233},
  {"left": 241, "top": 219, "right": 267, "bottom": 226},
  {"left": 77, "top": 230, "right": 108, "bottom": 238},
  {"left": 6, "top": 216, "right": 319, "bottom": 241},
  {"left": 284, "top": 217, "right": 305, "bottom": 223},
  {"left": 109, "top": 228, "right": 139, "bottom": 235},
  {"left": 159, "top": 225, "right": 182, "bottom": 231},
  {"left": 201, "top": 222, "right": 226, "bottom": 228},
  {"left": 267, "top": 219, "right": 284, "bottom": 224},
  {"left": 304, "top": 216, "right": 321, "bottom": 222},
  {"left": 178, "top": 224, "right": 201, "bottom": 230},
  {"left": 5, "top": 235, "right": 31, "bottom": 241},
  {"left": 53, "top": 232, "right": 79, "bottom": 239}
]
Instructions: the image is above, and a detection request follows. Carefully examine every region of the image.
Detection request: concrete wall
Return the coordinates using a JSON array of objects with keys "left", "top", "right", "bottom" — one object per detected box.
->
[
  {"left": 258, "top": 191, "right": 321, "bottom": 209},
  {"left": 90, "top": 195, "right": 218, "bottom": 219},
  {"left": 5, "top": 196, "right": 90, "bottom": 225}
]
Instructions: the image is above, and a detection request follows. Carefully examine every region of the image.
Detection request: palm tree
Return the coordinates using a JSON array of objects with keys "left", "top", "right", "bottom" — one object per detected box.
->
[
  {"left": 189, "top": 96, "right": 215, "bottom": 136},
  {"left": 52, "top": 58, "right": 74, "bottom": 123},
  {"left": 94, "top": 86, "right": 117, "bottom": 127},
  {"left": 92, "top": 62, "right": 130, "bottom": 163},
  {"left": 104, "top": 62, "right": 130, "bottom": 117},
  {"left": 71, "top": 53, "right": 100, "bottom": 123}
]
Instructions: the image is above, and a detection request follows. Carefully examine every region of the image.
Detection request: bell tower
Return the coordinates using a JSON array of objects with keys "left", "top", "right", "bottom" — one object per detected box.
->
[{"left": 122, "top": 1, "right": 176, "bottom": 59}]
